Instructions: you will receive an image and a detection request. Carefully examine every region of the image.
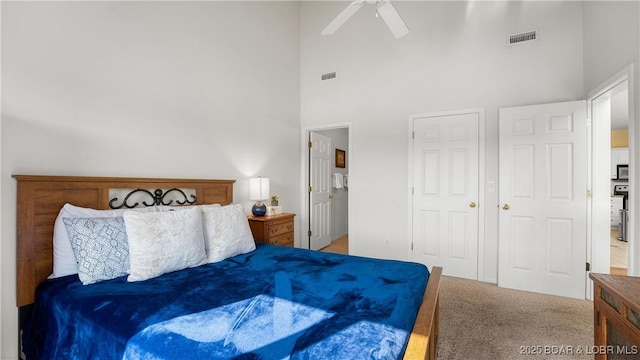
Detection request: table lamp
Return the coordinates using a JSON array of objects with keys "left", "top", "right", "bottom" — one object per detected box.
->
[{"left": 249, "top": 177, "right": 270, "bottom": 216}]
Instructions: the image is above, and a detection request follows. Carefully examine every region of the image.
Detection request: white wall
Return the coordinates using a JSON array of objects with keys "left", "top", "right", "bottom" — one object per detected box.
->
[
  {"left": 301, "top": 1, "right": 585, "bottom": 280},
  {"left": 1, "top": 2, "right": 300, "bottom": 358},
  {"left": 583, "top": 1, "right": 640, "bottom": 275},
  {"left": 583, "top": 2, "right": 639, "bottom": 94}
]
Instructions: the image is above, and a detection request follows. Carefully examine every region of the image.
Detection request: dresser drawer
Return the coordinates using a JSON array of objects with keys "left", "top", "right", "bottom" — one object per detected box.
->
[
  {"left": 270, "top": 232, "right": 294, "bottom": 247},
  {"left": 268, "top": 220, "right": 294, "bottom": 237}
]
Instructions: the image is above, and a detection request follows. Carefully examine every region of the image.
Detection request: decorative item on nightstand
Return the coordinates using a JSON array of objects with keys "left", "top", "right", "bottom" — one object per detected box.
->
[
  {"left": 266, "top": 206, "right": 282, "bottom": 216},
  {"left": 249, "top": 177, "right": 270, "bottom": 216},
  {"left": 267, "top": 195, "right": 282, "bottom": 215}
]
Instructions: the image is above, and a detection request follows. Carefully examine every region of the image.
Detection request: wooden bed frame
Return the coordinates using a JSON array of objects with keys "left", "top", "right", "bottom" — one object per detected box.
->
[{"left": 14, "top": 174, "right": 441, "bottom": 360}]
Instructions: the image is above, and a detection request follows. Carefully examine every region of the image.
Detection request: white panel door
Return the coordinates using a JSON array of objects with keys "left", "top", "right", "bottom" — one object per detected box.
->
[
  {"left": 498, "top": 100, "right": 587, "bottom": 299},
  {"left": 309, "top": 132, "right": 332, "bottom": 250},
  {"left": 412, "top": 112, "right": 479, "bottom": 279}
]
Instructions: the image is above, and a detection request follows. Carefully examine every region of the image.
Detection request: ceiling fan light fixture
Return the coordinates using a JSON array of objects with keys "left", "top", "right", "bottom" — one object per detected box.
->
[
  {"left": 320, "top": 0, "right": 364, "bottom": 36},
  {"left": 321, "top": 0, "right": 409, "bottom": 38},
  {"left": 376, "top": 0, "right": 409, "bottom": 38}
]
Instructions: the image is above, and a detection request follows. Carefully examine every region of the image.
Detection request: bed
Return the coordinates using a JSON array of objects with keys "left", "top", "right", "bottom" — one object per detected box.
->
[{"left": 15, "top": 175, "right": 442, "bottom": 360}]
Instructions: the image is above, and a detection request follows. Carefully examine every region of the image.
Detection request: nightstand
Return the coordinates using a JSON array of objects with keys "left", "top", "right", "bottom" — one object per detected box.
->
[{"left": 248, "top": 213, "right": 295, "bottom": 247}]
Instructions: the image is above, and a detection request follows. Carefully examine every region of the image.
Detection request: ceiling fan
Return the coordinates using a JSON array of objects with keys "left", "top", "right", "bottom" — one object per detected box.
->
[{"left": 321, "top": 0, "right": 409, "bottom": 39}]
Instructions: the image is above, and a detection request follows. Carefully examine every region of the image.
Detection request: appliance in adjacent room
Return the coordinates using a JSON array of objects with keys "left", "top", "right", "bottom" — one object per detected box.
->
[
  {"left": 617, "top": 164, "right": 629, "bottom": 180},
  {"left": 614, "top": 184, "right": 629, "bottom": 241}
]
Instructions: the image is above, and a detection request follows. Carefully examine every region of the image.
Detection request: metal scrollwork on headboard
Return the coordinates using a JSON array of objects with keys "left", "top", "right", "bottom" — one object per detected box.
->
[{"left": 109, "top": 188, "right": 197, "bottom": 209}]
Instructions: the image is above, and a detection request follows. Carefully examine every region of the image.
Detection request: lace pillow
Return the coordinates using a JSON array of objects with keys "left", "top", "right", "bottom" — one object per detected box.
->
[
  {"left": 201, "top": 204, "right": 256, "bottom": 263},
  {"left": 124, "top": 206, "right": 207, "bottom": 282},
  {"left": 63, "top": 217, "right": 130, "bottom": 285}
]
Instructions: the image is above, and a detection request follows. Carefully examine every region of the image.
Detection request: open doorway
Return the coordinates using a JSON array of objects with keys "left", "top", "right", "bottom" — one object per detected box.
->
[
  {"left": 302, "top": 125, "right": 350, "bottom": 254},
  {"left": 587, "top": 65, "right": 634, "bottom": 282},
  {"left": 609, "top": 80, "right": 630, "bottom": 275}
]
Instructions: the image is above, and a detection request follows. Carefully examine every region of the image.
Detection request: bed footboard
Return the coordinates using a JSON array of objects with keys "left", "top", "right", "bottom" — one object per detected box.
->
[{"left": 404, "top": 266, "right": 442, "bottom": 360}]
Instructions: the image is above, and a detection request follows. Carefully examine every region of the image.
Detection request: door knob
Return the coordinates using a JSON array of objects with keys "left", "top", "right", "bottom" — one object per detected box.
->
[
  {"left": 469, "top": 202, "right": 477, "bottom": 208},
  {"left": 502, "top": 204, "right": 510, "bottom": 210}
]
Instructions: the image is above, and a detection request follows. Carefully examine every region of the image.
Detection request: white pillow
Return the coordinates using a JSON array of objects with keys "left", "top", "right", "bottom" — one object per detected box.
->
[
  {"left": 124, "top": 207, "right": 207, "bottom": 282},
  {"left": 51, "top": 203, "right": 219, "bottom": 279},
  {"left": 153, "top": 203, "right": 221, "bottom": 212},
  {"left": 51, "top": 203, "right": 151, "bottom": 279},
  {"left": 201, "top": 204, "right": 256, "bottom": 263}
]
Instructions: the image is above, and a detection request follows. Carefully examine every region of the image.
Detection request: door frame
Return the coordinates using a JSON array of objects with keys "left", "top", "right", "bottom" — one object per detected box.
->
[
  {"left": 586, "top": 64, "right": 636, "bottom": 281},
  {"left": 301, "top": 122, "right": 352, "bottom": 250},
  {"left": 407, "top": 108, "right": 486, "bottom": 280}
]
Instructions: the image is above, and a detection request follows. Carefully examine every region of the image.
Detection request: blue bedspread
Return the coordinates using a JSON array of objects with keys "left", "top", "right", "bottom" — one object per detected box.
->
[{"left": 23, "top": 244, "right": 429, "bottom": 360}]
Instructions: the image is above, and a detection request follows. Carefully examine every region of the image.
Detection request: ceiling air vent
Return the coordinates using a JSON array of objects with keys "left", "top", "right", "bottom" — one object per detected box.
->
[{"left": 508, "top": 30, "right": 538, "bottom": 45}]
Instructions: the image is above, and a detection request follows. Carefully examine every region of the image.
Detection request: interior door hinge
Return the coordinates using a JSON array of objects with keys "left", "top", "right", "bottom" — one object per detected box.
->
[
  {"left": 308, "top": 230, "right": 312, "bottom": 237},
  {"left": 308, "top": 141, "right": 312, "bottom": 148},
  {"left": 411, "top": 243, "right": 414, "bottom": 251},
  {"left": 587, "top": 190, "right": 592, "bottom": 199},
  {"left": 412, "top": 131, "right": 415, "bottom": 139},
  {"left": 308, "top": 186, "right": 312, "bottom": 192},
  {"left": 586, "top": 262, "right": 591, "bottom": 272}
]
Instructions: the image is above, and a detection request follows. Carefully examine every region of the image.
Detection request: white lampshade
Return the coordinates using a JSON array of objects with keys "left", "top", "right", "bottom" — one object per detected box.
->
[{"left": 249, "top": 177, "right": 270, "bottom": 201}]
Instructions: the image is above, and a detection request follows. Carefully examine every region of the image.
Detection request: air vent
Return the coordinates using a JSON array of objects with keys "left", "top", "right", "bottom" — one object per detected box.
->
[
  {"left": 508, "top": 30, "right": 538, "bottom": 45},
  {"left": 321, "top": 72, "right": 336, "bottom": 81}
]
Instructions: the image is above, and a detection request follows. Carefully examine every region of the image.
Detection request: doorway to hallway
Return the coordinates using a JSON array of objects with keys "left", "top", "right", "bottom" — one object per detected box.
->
[
  {"left": 604, "top": 79, "right": 630, "bottom": 275},
  {"left": 303, "top": 125, "right": 350, "bottom": 253},
  {"left": 587, "top": 66, "right": 634, "bottom": 281}
]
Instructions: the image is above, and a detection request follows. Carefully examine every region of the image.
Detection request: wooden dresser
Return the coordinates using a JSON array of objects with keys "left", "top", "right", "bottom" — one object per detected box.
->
[
  {"left": 590, "top": 273, "right": 640, "bottom": 359},
  {"left": 248, "top": 213, "right": 295, "bottom": 247}
]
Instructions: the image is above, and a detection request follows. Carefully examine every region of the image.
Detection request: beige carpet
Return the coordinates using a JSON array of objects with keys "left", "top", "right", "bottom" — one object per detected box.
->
[{"left": 437, "top": 276, "right": 594, "bottom": 359}]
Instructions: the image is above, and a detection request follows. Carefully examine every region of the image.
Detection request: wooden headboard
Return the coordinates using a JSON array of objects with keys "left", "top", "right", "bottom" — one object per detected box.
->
[{"left": 14, "top": 175, "right": 235, "bottom": 307}]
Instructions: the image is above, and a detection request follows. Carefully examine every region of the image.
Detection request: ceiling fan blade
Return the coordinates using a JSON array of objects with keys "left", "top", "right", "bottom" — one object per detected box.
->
[
  {"left": 377, "top": 0, "right": 409, "bottom": 38},
  {"left": 321, "top": 0, "right": 364, "bottom": 36}
]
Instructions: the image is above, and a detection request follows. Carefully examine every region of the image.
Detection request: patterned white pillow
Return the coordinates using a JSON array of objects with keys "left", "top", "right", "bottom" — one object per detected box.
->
[
  {"left": 124, "top": 206, "right": 207, "bottom": 282},
  {"left": 63, "top": 217, "right": 130, "bottom": 285},
  {"left": 51, "top": 203, "right": 155, "bottom": 279},
  {"left": 201, "top": 204, "right": 256, "bottom": 263}
]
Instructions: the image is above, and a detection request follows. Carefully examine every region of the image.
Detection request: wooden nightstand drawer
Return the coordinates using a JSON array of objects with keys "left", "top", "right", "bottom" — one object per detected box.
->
[
  {"left": 270, "top": 233, "right": 294, "bottom": 247},
  {"left": 268, "top": 221, "right": 293, "bottom": 237},
  {"left": 248, "top": 213, "right": 295, "bottom": 247}
]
